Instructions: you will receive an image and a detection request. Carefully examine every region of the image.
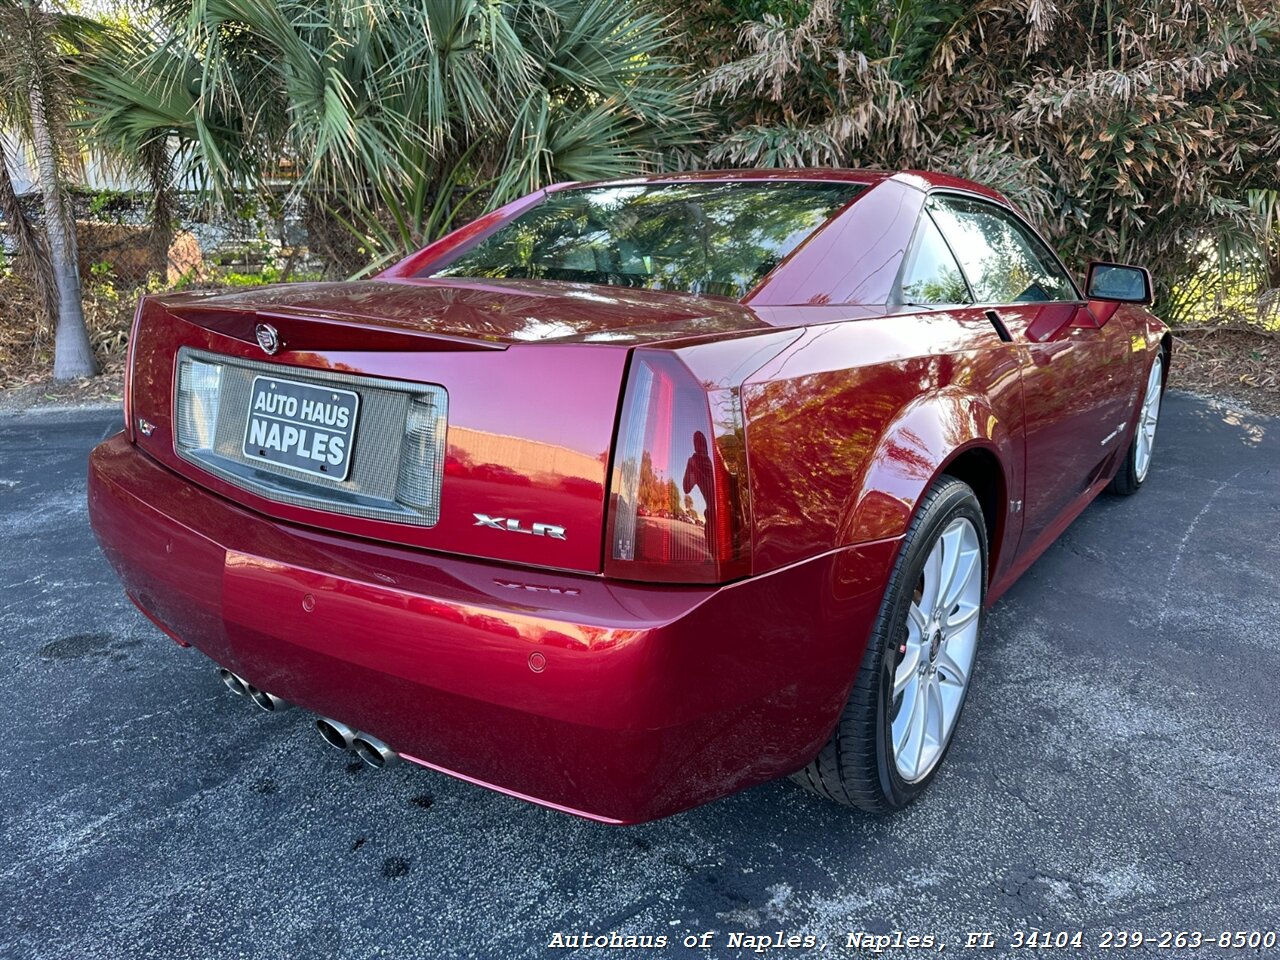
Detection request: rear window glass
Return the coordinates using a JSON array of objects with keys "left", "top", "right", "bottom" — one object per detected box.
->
[{"left": 425, "top": 181, "right": 863, "bottom": 299}]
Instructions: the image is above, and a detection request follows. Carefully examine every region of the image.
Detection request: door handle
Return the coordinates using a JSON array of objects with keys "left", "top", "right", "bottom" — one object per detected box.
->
[{"left": 985, "top": 309, "right": 1013, "bottom": 342}]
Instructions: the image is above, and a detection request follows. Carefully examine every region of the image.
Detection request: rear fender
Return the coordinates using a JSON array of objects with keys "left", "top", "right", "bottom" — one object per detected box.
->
[{"left": 837, "top": 388, "right": 1015, "bottom": 556}]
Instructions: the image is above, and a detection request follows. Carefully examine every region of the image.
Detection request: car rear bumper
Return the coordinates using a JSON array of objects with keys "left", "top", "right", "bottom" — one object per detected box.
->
[{"left": 88, "top": 434, "right": 898, "bottom": 823}]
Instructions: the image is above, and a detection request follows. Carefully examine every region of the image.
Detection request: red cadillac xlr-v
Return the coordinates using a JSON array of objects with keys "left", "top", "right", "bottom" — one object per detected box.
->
[{"left": 89, "top": 169, "right": 1169, "bottom": 823}]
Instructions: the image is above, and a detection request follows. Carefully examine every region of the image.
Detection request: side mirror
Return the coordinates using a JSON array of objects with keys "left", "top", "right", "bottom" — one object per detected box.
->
[{"left": 1086, "top": 261, "right": 1153, "bottom": 304}]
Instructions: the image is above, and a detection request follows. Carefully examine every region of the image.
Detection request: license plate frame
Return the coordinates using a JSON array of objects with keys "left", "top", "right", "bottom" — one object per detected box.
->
[{"left": 242, "top": 375, "right": 361, "bottom": 481}]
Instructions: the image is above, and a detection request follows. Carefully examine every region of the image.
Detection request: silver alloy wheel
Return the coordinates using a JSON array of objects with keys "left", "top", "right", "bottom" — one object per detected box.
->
[
  {"left": 1134, "top": 353, "right": 1163, "bottom": 482},
  {"left": 890, "top": 516, "right": 983, "bottom": 783}
]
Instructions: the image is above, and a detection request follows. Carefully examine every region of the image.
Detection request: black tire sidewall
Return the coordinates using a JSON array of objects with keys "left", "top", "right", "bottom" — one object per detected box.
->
[
  {"left": 1111, "top": 350, "right": 1165, "bottom": 496},
  {"left": 874, "top": 482, "right": 988, "bottom": 808}
]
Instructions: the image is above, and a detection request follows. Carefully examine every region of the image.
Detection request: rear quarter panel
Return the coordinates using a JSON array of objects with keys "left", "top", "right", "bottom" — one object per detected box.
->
[{"left": 741, "top": 311, "right": 1025, "bottom": 580}]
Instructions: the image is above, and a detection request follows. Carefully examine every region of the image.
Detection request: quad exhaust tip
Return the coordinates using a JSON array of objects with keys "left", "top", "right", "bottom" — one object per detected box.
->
[
  {"left": 316, "top": 717, "right": 398, "bottom": 768},
  {"left": 218, "top": 668, "right": 247, "bottom": 697},
  {"left": 245, "top": 684, "right": 288, "bottom": 712},
  {"left": 218, "top": 667, "right": 289, "bottom": 711},
  {"left": 315, "top": 717, "right": 356, "bottom": 751},
  {"left": 219, "top": 668, "right": 394, "bottom": 768},
  {"left": 351, "top": 734, "right": 397, "bottom": 769}
]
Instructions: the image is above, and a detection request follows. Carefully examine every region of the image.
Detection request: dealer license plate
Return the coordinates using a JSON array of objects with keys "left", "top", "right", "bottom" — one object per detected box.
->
[{"left": 242, "top": 375, "right": 360, "bottom": 481}]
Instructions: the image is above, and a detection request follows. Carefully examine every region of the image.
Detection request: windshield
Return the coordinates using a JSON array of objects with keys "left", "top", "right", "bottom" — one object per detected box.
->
[{"left": 425, "top": 181, "right": 863, "bottom": 299}]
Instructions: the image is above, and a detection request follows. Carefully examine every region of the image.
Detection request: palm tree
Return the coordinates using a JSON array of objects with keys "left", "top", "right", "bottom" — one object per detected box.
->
[
  {"left": 1, "top": 0, "right": 96, "bottom": 379},
  {"left": 0, "top": 131, "right": 59, "bottom": 339},
  {"left": 77, "top": 0, "right": 698, "bottom": 274}
]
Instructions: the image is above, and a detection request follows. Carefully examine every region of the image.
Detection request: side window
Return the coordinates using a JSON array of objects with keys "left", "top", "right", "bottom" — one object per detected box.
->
[
  {"left": 929, "top": 196, "right": 1076, "bottom": 304},
  {"left": 898, "top": 213, "right": 972, "bottom": 305}
]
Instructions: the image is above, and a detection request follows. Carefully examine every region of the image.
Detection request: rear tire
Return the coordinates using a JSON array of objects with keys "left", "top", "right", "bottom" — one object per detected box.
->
[
  {"left": 792, "top": 477, "right": 987, "bottom": 813},
  {"left": 1109, "top": 350, "right": 1165, "bottom": 496}
]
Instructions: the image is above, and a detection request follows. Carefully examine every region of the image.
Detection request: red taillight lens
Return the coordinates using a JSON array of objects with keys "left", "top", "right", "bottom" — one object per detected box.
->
[{"left": 605, "top": 351, "right": 751, "bottom": 584}]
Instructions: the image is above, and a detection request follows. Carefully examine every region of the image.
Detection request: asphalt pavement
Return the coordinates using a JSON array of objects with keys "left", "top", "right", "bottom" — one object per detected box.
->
[{"left": 1, "top": 392, "right": 1278, "bottom": 960}]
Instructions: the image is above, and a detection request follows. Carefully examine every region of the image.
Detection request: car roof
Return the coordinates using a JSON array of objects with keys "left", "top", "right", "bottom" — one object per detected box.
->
[{"left": 554, "top": 168, "right": 1009, "bottom": 205}]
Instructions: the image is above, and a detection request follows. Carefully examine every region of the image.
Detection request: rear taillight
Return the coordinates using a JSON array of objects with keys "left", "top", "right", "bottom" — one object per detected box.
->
[
  {"left": 174, "top": 356, "right": 223, "bottom": 451},
  {"left": 122, "top": 298, "right": 144, "bottom": 441},
  {"left": 396, "top": 395, "right": 447, "bottom": 511},
  {"left": 605, "top": 350, "right": 751, "bottom": 584}
]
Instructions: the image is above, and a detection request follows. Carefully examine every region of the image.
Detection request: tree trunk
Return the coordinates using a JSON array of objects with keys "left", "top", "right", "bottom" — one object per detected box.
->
[
  {"left": 27, "top": 49, "right": 96, "bottom": 380},
  {"left": 141, "top": 137, "right": 175, "bottom": 265}
]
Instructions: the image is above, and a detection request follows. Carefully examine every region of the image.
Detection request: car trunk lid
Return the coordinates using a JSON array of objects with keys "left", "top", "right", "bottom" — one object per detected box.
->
[{"left": 128, "top": 280, "right": 784, "bottom": 575}]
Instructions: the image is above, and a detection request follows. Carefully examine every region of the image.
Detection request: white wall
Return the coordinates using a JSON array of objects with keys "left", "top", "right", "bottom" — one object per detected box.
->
[{"left": 2, "top": 130, "right": 150, "bottom": 195}]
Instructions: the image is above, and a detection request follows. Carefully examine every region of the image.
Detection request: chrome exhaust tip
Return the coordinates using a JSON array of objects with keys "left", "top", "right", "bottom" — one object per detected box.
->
[
  {"left": 219, "top": 668, "right": 248, "bottom": 697},
  {"left": 315, "top": 717, "right": 356, "bottom": 751},
  {"left": 244, "top": 683, "right": 289, "bottom": 712},
  {"left": 219, "top": 668, "right": 288, "bottom": 711},
  {"left": 315, "top": 717, "right": 397, "bottom": 768},
  {"left": 351, "top": 733, "right": 398, "bottom": 769}
]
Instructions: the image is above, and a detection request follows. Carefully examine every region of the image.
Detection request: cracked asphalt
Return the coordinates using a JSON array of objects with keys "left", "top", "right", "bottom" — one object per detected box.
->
[{"left": 1, "top": 392, "right": 1278, "bottom": 960}]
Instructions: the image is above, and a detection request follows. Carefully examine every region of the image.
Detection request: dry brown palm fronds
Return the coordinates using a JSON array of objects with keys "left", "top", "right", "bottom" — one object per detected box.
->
[
  {"left": 687, "top": 0, "right": 1280, "bottom": 322},
  {"left": 0, "top": 131, "right": 59, "bottom": 343}
]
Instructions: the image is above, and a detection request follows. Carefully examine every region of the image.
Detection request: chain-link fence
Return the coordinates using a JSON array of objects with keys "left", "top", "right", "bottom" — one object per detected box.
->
[
  {"left": 1, "top": 186, "right": 357, "bottom": 289},
  {"left": 1, "top": 187, "right": 348, "bottom": 386},
  {"left": 79, "top": 188, "right": 330, "bottom": 284}
]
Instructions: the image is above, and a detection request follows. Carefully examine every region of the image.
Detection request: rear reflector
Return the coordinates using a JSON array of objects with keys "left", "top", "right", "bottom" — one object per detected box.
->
[{"left": 606, "top": 351, "right": 750, "bottom": 584}]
